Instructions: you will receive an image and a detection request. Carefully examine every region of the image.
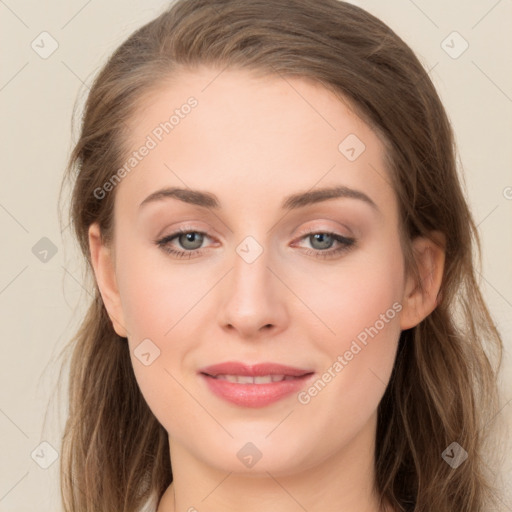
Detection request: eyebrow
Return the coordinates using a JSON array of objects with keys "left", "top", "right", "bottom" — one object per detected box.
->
[{"left": 139, "top": 185, "right": 380, "bottom": 213}]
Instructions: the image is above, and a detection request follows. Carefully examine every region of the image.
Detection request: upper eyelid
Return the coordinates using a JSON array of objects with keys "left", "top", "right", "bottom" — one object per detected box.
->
[
  {"left": 161, "top": 220, "right": 354, "bottom": 236},
  {"left": 294, "top": 224, "right": 354, "bottom": 237},
  {"left": 159, "top": 226, "right": 354, "bottom": 247},
  {"left": 162, "top": 225, "right": 351, "bottom": 237}
]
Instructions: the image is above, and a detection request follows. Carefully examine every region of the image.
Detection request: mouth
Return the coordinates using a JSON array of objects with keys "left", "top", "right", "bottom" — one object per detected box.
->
[
  {"left": 208, "top": 374, "right": 301, "bottom": 384},
  {"left": 198, "top": 361, "right": 315, "bottom": 408}
]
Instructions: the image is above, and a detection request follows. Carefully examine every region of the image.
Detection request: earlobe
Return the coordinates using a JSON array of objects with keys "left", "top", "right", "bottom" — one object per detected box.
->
[
  {"left": 400, "top": 232, "right": 446, "bottom": 331},
  {"left": 88, "top": 223, "right": 128, "bottom": 338}
]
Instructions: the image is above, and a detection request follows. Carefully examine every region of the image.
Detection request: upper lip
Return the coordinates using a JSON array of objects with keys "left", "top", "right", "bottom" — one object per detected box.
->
[{"left": 199, "top": 361, "right": 314, "bottom": 378}]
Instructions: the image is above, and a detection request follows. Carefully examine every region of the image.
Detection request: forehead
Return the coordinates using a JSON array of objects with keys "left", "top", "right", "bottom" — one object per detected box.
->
[{"left": 114, "top": 67, "right": 395, "bottom": 220}]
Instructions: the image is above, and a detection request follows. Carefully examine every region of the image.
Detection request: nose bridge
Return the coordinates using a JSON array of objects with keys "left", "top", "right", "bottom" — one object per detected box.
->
[
  {"left": 218, "top": 232, "right": 287, "bottom": 336},
  {"left": 231, "top": 234, "right": 274, "bottom": 305}
]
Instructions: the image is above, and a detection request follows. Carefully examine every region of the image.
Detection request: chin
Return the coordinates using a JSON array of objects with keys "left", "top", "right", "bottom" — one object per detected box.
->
[{"left": 179, "top": 428, "right": 320, "bottom": 476}]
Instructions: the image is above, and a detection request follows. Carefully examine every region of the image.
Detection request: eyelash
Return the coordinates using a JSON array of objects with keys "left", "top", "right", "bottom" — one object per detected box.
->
[{"left": 155, "top": 227, "right": 356, "bottom": 260}]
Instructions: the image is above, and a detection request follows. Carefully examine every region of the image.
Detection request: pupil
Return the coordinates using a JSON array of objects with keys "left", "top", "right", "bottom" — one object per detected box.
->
[
  {"left": 312, "top": 233, "right": 332, "bottom": 249},
  {"left": 181, "top": 232, "right": 202, "bottom": 249}
]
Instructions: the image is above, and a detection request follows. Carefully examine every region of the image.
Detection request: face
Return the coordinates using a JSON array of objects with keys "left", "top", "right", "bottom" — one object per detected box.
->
[{"left": 89, "top": 66, "right": 438, "bottom": 477}]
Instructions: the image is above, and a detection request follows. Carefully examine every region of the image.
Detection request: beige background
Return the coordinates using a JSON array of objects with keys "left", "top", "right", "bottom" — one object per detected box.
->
[{"left": 0, "top": 0, "right": 511, "bottom": 510}]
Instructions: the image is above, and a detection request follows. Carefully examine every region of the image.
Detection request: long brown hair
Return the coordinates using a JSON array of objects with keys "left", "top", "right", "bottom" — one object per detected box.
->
[{"left": 57, "top": 1, "right": 504, "bottom": 510}]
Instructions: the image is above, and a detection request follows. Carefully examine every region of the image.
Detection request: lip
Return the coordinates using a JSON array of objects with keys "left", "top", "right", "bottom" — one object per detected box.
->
[
  {"left": 200, "top": 361, "right": 313, "bottom": 378},
  {"left": 199, "top": 361, "right": 315, "bottom": 408}
]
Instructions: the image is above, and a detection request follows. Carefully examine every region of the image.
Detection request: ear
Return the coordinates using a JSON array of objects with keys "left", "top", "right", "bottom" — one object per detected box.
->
[
  {"left": 400, "top": 231, "right": 446, "bottom": 330},
  {"left": 88, "top": 222, "right": 128, "bottom": 338}
]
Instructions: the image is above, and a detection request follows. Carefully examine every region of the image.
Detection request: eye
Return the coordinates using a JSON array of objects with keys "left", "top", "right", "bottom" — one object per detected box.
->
[
  {"left": 155, "top": 228, "right": 212, "bottom": 259},
  {"left": 292, "top": 229, "right": 356, "bottom": 259},
  {"left": 155, "top": 227, "right": 356, "bottom": 260}
]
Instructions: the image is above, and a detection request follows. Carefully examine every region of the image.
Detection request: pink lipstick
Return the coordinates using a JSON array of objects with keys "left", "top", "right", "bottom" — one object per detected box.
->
[{"left": 199, "top": 361, "right": 315, "bottom": 408}]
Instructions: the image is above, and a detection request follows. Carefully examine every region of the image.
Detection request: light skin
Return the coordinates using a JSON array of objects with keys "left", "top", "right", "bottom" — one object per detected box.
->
[{"left": 88, "top": 67, "right": 445, "bottom": 512}]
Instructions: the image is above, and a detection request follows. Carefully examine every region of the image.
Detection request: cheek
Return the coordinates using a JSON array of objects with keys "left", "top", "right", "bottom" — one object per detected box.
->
[
  {"left": 114, "top": 245, "right": 206, "bottom": 414},
  {"left": 117, "top": 256, "right": 199, "bottom": 428},
  {"left": 115, "top": 243, "right": 201, "bottom": 339},
  {"left": 294, "top": 234, "right": 405, "bottom": 352},
  {"left": 294, "top": 236, "right": 404, "bottom": 413}
]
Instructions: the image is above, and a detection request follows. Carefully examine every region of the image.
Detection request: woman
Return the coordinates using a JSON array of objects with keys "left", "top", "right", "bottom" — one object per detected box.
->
[{"left": 58, "top": 1, "right": 504, "bottom": 510}]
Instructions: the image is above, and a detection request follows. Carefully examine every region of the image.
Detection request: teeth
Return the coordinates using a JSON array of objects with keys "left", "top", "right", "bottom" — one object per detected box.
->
[
  {"left": 215, "top": 374, "right": 294, "bottom": 384},
  {"left": 237, "top": 375, "right": 255, "bottom": 384}
]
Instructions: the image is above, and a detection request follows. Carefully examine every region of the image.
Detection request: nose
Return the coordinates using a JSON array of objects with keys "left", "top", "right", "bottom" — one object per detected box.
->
[{"left": 217, "top": 241, "right": 289, "bottom": 340}]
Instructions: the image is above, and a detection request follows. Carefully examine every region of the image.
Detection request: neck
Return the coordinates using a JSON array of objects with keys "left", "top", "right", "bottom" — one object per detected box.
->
[{"left": 157, "top": 413, "right": 389, "bottom": 512}]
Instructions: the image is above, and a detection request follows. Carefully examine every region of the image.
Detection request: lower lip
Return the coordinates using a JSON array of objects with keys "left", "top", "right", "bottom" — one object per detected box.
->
[{"left": 200, "top": 373, "right": 314, "bottom": 408}]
